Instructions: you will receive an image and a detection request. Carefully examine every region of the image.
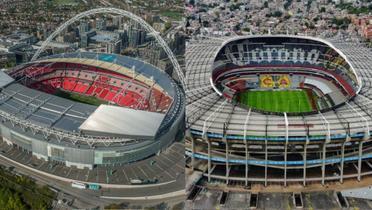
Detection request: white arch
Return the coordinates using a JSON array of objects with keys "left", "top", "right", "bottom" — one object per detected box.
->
[{"left": 31, "top": 8, "right": 186, "bottom": 87}]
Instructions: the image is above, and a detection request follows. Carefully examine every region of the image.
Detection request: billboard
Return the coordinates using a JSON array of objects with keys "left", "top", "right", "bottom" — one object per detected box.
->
[
  {"left": 277, "top": 75, "right": 290, "bottom": 88},
  {"left": 260, "top": 75, "right": 291, "bottom": 88},
  {"left": 260, "top": 75, "right": 274, "bottom": 88}
]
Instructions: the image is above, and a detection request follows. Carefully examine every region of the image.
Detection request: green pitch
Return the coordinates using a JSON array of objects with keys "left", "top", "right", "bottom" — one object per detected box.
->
[
  {"left": 55, "top": 90, "right": 106, "bottom": 106},
  {"left": 238, "top": 90, "right": 313, "bottom": 113}
]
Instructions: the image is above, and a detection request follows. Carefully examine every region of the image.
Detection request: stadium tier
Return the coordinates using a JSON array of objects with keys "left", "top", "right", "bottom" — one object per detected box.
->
[
  {"left": 186, "top": 35, "right": 372, "bottom": 188},
  {"left": 0, "top": 52, "right": 184, "bottom": 169}
]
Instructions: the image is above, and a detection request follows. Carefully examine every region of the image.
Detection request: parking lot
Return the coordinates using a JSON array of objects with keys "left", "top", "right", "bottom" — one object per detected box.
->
[
  {"left": 0, "top": 140, "right": 184, "bottom": 185},
  {"left": 186, "top": 188, "right": 372, "bottom": 210}
]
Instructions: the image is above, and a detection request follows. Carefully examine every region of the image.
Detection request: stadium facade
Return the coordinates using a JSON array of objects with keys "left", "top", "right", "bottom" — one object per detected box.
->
[
  {"left": 186, "top": 35, "right": 372, "bottom": 187},
  {"left": 0, "top": 52, "right": 184, "bottom": 169}
]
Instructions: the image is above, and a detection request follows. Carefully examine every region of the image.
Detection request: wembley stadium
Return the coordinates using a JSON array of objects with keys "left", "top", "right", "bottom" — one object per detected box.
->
[
  {"left": 0, "top": 52, "right": 184, "bottom": 170},
  {"left": 185, "top": 35, "right": 372, "bottom": 188}
]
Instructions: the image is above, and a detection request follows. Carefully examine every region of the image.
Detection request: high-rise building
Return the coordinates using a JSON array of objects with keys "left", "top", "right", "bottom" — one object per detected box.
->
[
  {"left": 79, "top": 20, "right": 89, "bottom": 35},
  {"left": 113, "top": 16, "right": 123, "bottom": 29},
  {"left": 127, "top": 24, "right": 147, "bottom": 48},
  {"left": 96, "top": 18, "right": 106, "bottom": 31},
  {"left": 80, "top": 30, "right": 96, "bottom": 48},
  {"left": 118, "top": 30, "right": 129, "bottom": 48},
  {"left": 106, "top": 39, "right": 122, "bottom": 54}
]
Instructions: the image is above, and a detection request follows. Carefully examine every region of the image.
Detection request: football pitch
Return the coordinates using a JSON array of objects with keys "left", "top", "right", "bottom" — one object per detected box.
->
[
  {"left": 55, "top": 90, "right": 106, "bottom": 106},
  {"left": 238, "top": 90, "right": 313, "bottom": 113}
]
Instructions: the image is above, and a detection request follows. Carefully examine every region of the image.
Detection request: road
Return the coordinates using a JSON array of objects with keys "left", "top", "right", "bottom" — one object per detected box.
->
[
  {"left": 0, "top": 154, "right": 185, "bottom": 209},
  {"left": 0, "top": 155, "right": 105, "bottom": 208}
]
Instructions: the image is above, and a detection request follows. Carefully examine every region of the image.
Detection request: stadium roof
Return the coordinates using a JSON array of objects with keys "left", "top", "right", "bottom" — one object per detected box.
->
[
  {"left": 0, "top": 84, "right": 166, "bottom": 139},
  {"left": 0, "top": 83, "right": 97, "bottom": 132},
  {"left": 79, "top": 105, "right": 165, "bottom": 139},
  {"left": 0, "top": 71, "right": 14, "bottom": 88},
  {"left": 186, "top": 35, "right": 372, "bottom": 139},
  {"left": 1, "top": 52, "right": 183, "bottom": 143}
]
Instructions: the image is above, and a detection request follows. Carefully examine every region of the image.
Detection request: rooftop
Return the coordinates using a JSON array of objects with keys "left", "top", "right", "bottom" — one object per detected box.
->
[
  {"left": 0, "top": 83, "right": 96, "bottom": 133},
  {"left": 79, "top": 105, "right": 165, "bottom": 139}
]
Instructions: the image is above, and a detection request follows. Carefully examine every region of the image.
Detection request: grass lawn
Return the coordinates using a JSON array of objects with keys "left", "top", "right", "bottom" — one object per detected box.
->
[
  {"left": 55, "top": 90, "right": 106, "bottom": 106},
  {"left": 160, "top": 11, "right": 183, "bottom": 21},
  {"left": 51, "top": 0, "right": 79, "bottom": 5},
  {"left": 238, "top": 90, "right": 313, "bottom": 113}
]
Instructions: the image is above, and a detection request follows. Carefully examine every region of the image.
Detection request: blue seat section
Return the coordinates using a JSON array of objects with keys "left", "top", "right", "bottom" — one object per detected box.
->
[
  {"left": 98, "top": 54, "right": 116, "bottom": 62},
  {"left": 185, "top": 151, "right": 372, "bottom": 166},
  {"left": 190, "top": 129, "right": 366, "bottom": 142}
]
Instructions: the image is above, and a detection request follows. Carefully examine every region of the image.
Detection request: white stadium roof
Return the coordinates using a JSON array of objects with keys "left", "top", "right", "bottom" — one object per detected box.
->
[
  {"left": 79, "top": 105, "right": 165, "bottom": 139},
  {"left": 0, "top": 70, "right": 14, "bottom": 88}
]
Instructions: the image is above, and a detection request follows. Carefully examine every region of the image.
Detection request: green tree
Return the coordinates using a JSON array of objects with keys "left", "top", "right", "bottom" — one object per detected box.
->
[
  {"left": 272, "top": 11, "right": 283, "bottom": 17},
  {"left": 164, "top": 21, "right": 172, "bottom": 31}
]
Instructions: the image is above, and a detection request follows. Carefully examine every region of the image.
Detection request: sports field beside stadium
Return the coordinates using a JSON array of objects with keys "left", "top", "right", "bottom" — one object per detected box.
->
[{"left": 238, "top": 90, "right": 313, "bottom": 113}]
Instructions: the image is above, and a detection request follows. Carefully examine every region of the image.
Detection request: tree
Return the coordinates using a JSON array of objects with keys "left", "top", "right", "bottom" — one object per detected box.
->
[
  {"left": 272, "top": 11, "right": 283, "bottom": 17},
  {"left": 0, "top": 168, "right": 55, "bottom": 210},
  {"left": 164, "top": 21, "right": 172, "bottom": 31},
  {"left": 202, "top": 20, "right": 209, "bottom": 27},
  {"left": 331, "top": 17, "right": 351, "bottom": 29},
  {"left": 284, "top": 0, "right": 293, "bottom": 9},
  {"left": 234, "top": 24, "right": 241, "bottom": 31},
  {"left": 0, "top": 188, "right": 26, "bottom": 210}
]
